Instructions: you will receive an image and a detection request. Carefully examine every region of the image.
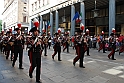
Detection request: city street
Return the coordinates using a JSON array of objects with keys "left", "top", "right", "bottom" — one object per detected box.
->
[{"left": 0, "top": 47, "right": 124, "bottom": 83}]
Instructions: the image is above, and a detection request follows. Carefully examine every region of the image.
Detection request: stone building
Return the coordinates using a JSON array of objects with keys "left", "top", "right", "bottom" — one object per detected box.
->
[{"left": 2, "top": 0, "right": 29, "bottom": 34}]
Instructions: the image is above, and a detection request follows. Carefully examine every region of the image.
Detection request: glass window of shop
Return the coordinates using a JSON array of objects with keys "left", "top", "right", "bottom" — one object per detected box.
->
[
  {"left": 116, "top": 5, "right": 121, "bottom": 15},
  {"left": 86, "top": 12, "right": 90, "bottom": 19},
  {"left": 120, "top": 5, "right": 124, "bottom": 14},
  {"left": 105, "top": 8, "right": 108, "bottom": 16}
]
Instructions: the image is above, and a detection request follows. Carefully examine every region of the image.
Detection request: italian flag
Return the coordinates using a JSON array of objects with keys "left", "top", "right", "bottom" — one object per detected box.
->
[
  {"left": 48, "top": 22, "right": 51, "bottom": 29},
  {"left": 80, "top": 23, "right": 84, "bottom": 30},
  {"left": 76, "top": 12, "right": 82, "bottom": 23}
]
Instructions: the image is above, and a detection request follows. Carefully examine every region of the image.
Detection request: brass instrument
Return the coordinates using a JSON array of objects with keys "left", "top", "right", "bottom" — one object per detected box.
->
[{"left": 9, "top": 42, "right": 14, "bottom": 46}]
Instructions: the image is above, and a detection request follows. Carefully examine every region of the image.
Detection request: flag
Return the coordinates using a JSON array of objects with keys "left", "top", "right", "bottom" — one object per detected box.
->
[
  {"left": 73, "top": 12, "right": 79, "bottom": 21},
  {"left": 112, "top": 28, "right": 116, "bottom": 33},
  {"left": 80, "top": 23, "right": 84, "bottom": 30},
  {"left": 42, "top": 22, "right": 46, "bottom": 32},
  {"left": 33, "top": 18, "right": 39, "bottom": 27},
  {"left": 79, "top": 12, "right": 82, "bottom": 22},
  {"left": 58, "top": 28, "right": 61, "bottom": 33},
  {"left": 73, "top": 12, "right": 82, "bottom": 23},
  {"left": 47, "top": 21, "right": 51, "bottom": 29},
  {"left": 102, "top": 31, "right": 104, "bottom": 34}
]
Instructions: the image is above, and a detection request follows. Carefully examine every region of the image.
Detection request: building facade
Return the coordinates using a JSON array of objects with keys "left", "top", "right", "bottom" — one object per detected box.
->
[
  {"left": 2, "top": 0, "right": 29, "bottom": 34},
  {"left": 29, "top": 0, "right": 124, "bottom": 36}
]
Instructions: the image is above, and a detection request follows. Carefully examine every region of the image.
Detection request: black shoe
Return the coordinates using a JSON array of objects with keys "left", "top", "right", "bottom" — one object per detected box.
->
[
  {"left": 12, "top": 63, "right": 15, "bottom": 67},
  {"left": 108, "top": 56, "right": 110, "bottom": 59},
  {"left": 119, "top": 52, "right": 120, "bottom": 55},
  {"left": 44, "top": 55, "right": 47, "bottom": 56},
  {"left": 19, "top": 67, "right": 24, "bottom": 69},
  {"left": 103, "top": 52, "right": 106, "bottom": 53},
  {"left": 29, "top": 73, "right": 33, "bottom": 78},
  {"left": 112, "top": 59, "right": 116, "bottom": 60},
  {"left": 6, "top": 56, "right": 8, "bottom": 60},
  {"left": 52, "top": 56, "right": 54, "bottom": 60},
  {"left": 36, "top": 80, "right": 42, "bottom": 83},
  {"left": 87, "top": 55, "right": 90, "bottom": 56},
  {"left": 58, "top": 60, "right": 62, "bottom": 61},
  {"left": 80, "top": 66, "right": 85, "bottom": 68},
  {"left": 73, "top": 62, "right": 75, "bottom": 66}
]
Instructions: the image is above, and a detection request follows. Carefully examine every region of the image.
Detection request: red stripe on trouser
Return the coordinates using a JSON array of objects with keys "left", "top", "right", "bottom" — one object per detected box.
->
[
  {"left": 108, "top": 49, "right": 114, "bottom": 58},
  {"left": 75, "top": 46, "right": 78, "bottom": 55},
  {"left": 99, "top": 43, "right": 103, "bottom": 50},
  {"left": 119, "top": 45, "right": 124, "bottom": 53},
  {"left": 73, "top": 47, "right": 80, "bottom": 63},
  {"left": 52, "top": 51, "right": 57, "bottom": 57},
  {"left": 84, "top": 44, "right": 87, "bottom": 53},
  {"left": 29, "top": 51, "right": 33, "bottom": 73}
]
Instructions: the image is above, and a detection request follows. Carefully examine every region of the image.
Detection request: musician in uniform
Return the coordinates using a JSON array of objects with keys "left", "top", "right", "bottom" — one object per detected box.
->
[
  {"left": 0, "top": 31, "right": 5, "bottom": 52},
  {"left": 28, "top": 27, "right": 43, "bottom": 83},
  {"left": 85, "top": 30, "right": 90, "bottom": 56},
  {"left": 98, "top": 31, "right": 106, "bottom": 53},
  {"left": 2, "top": 33, "right": 8, "bottom": 55},
  {"left": 6, "top": 30, "right": 14, "bottom": 61},
  {"left": 48, "top": 34, "right": 52, "bottom": 49},
  {"left": 73, "top": 33, "right": 85, "bottom": 68},
  {"left": 63, "top": 33, "right": 70, "bottom": 53},
  {"left": 12, "top": 27, "right": 25, "bottom": 69},
  {"left": 52, "top": 33, "right": 62, "bottom": 61},
  {"left": 43, "top": 36, "right": 48, "bottom": 56},
  {"left": 108, "top": 33, "right": 116, "bottom": 60}
]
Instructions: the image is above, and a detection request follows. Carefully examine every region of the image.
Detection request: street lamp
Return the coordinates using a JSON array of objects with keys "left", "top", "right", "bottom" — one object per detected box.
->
[
  {"left": 92, "top": 0, "right": 99, "bottom": 35},
  {"left": 92, "top": 0, "right": 99, "bottom": 18}
]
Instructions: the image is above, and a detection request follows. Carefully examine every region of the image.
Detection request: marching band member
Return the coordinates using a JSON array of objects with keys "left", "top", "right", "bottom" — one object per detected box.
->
[
  {"left": 108, "top": 29, "right": 116, "bottom": 60},
  {"left": 28, "top": 19, "right": 43, "bottom": 83},
  {"left": 63, "top": 32, "right": 70, "bottom": 53},
  {"left": 5, "top": 30, "right": 14, "bottom": 61},
  {"left": 98, "top": 31, "right": 106, "bottom": 53},
  {"left": 85, "top": 29, "right": 90, "bottom": 56},
  {"left": 48, "top": 32, "right": 52, "bottom": 49},
  {"left": 118, "top": 34, "right": 124, "bottom": 55},
  {"left": 0, "top": 31, "right": 5, "bottom": 52},
  {"left": 73, "top": 33, "right": 86, "bottom": 68},
  {"left": 43, "top": 36, "right": 48, "bottom": 56},
  {"left": 52, "top": 33, "right": 62, "bottom": 61},
  {"left": 12, "top": 26, "right": 25, "bottom": 69}
]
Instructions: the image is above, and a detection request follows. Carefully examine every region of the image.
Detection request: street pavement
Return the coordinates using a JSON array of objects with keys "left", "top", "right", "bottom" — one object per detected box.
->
[{"left": 0, "top": 46, "right": 124, "bottom": 83}]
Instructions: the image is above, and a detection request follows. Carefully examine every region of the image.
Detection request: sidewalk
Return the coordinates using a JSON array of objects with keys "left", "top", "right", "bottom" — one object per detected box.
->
[{"left": 0, "top": 47, "right": 124, "bottom": 83}]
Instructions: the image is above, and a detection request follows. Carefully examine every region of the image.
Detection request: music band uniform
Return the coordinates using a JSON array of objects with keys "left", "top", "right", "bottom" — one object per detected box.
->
[
  {"left": 12, "top": 28, "right": 25, "bottom": 69},
  {"left": 28, "top": 27, "right": 43, "bottom": 83}
]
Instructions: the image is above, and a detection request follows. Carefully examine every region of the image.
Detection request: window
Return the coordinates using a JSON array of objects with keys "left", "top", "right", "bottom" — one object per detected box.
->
[
  {"left": 116, "top": 5, "right": 121, "bottom": 14},
  {"left": 23, "top": 7, "right": 26, "bottom": 12},
  {"left": 105, "top": 8, "right": 108, "bottom": 16},
  {"left": 23, "top": 16, "right": 27, "bottom": 22},
  {"left": 38, "top": 0, "right": 40, "bottom": 8},
  {"left": 120, "top": 5, "right": 124, "bottom": 14},
  {"left": 35, "top": 2, "right": 37, "bottom": 10},
  {"left": 32, "top": 4, "right": 34, "bottom": 11}
]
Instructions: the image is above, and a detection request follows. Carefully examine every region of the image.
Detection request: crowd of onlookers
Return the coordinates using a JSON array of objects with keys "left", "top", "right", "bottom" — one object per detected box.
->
[{"left": 69, "top": 34, "right": 124, "bottom": 52}]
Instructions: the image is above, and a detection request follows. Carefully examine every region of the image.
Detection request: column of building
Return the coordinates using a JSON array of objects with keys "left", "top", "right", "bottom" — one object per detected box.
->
[{"left": 109, "top": 0, "right": 115, "bottom": 36}]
